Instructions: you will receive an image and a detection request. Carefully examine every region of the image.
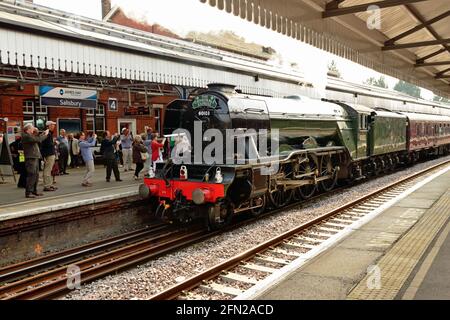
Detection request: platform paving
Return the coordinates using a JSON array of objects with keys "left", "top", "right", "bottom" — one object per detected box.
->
[
  {"left": 0, "top": 165, "right": 142, "bottom": 221},
  {"left": 256, "top": 170, "right": 450, "bottom": 300}
]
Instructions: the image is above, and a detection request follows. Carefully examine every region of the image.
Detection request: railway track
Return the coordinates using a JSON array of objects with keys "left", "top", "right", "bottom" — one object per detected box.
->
[
  {"left": 149, "top": 159, "right": 450, "bottom": 300},
  {"left": 0, "top": 223, "right": 209, "bottom": 300},
  {"left": 0, "top": 170, "right": 351, "bottom": 300},
  {"left": 1, "top": 159, "right": 449, "bottom": 300}
]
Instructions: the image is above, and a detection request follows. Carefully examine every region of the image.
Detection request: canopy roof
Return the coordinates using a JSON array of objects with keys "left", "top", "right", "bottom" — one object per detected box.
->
[{"left": 201, "top": 0, "right": 450, "bottom": 98}]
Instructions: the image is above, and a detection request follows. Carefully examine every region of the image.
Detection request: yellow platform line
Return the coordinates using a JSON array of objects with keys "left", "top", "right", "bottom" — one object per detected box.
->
[{"left": 347, "top": 191, "right": 450, "bottom": 300}]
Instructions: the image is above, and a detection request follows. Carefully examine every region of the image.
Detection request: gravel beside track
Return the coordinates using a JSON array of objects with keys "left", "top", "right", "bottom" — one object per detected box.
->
[{"left": 62, "top": 156, "right": 450, "bottom": 300}]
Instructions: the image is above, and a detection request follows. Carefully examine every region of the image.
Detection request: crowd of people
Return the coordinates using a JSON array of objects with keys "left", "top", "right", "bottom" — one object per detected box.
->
[{"left": 9, "top": 122, "right": 166, "bottom": 198}]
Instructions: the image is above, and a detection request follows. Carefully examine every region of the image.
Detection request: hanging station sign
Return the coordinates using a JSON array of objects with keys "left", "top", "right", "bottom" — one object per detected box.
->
[
  {"left": 108, "top": 98, "right": 118, "bottom": 112},
  {"left": 39, "top": 86, "right": 97, "bottom": 110}
]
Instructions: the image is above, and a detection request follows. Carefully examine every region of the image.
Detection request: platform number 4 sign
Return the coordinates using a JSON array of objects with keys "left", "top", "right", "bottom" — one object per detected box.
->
[{"left": 108, "top": 98, "right": 118, "bottom": 112}]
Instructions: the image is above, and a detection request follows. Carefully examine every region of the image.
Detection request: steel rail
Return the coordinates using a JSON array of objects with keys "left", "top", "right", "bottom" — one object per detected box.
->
[
  {"left": 149, "top": 159, "right": 450, "bottom": 300},
  {"left": 0, "top": 227, "right": 209, "bottom": 300},
  {"left": 0, "top": 222, "right": 168, "bottom": 282},
  {"left": 1, "top": 158, "right": 449, "bottom": 300}
]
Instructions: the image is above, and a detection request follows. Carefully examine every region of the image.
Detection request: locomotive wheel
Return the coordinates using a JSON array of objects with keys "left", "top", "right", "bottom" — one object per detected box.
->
[
  {"left": 319, "top": 155, "right": 337, "bottom": 192},
  {"left": 294, "top": 155, "right": 317, "bottom": 199},
  {"left": 208, "top": 201, "right": 233, "bottom": 230},
  {"left": 384, "top": 156, "right": 393, "bottom": 173},
  {"left": 250, "top": 195, "right": 266, "bottom": 216},
  {"left": 268, "top": 187, "right": 292, "bottom": 208}
]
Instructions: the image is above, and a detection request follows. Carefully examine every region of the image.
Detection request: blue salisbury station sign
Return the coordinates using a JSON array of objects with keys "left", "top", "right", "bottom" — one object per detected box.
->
[{"left": 39, "top": 86, "right": 97, "bottom": 110}]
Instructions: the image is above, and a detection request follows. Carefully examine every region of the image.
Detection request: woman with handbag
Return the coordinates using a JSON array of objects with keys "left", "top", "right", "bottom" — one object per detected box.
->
[{"left": 132, "top": 135, "right": 148, "bottom": 180}]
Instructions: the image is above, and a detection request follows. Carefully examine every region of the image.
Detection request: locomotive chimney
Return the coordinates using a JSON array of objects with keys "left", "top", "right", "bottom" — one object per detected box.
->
[
  {"left": 101, "top": 0, "right": 112, "bottom": 19},
  {"left": 207, "top": 83, "right": 237, "bottom": 94}
]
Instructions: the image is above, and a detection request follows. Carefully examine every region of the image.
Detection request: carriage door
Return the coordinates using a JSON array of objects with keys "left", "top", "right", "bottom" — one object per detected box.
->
[{"left": 357, "top": 113, "right": 369, "bottom": 158}]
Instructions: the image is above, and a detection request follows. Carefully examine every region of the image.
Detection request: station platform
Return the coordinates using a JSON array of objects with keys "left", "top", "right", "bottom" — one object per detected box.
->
[
  {"left": 0, "top": 166, "right": 141, "bottom": 222},
  {"left": 256, "top": 170, "right": 450, "bottom": 300}
]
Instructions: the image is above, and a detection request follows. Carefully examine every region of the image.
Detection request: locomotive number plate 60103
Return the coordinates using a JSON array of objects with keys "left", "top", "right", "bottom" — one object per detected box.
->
[{"left": 197, "top": 110, "right": 211, "bottom": 117}]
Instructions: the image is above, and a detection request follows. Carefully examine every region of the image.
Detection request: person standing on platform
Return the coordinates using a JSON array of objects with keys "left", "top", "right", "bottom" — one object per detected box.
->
[
  {"left": 145, "top": 126, "right": 153, "bottom": 141},
  {"left": 57, "top": 129, "right": 69, "bottom": 175},
  {"left": 21, "top": 123, "right": 49, "bottom": 198},
  {"left": 41, "top": 121, "right": 58, "bottom": 192},
  {"left": 68, "top": 133, "right": 80, "bottom": 169},
  {"left": 151, "top": 133, "right": 166, "bottom": 172},
  {"left": 51, "top": 138, "right": 60, "bottom": 185},
  {"left": 100, "top": 131, "right": 122, "bottom": 182},
  {"left": 79, "top": 131, "right": 97, "bottom": 187},
  {"left": 9, "top": 136, "right": 26, "bottom": 188},
  {"left": 132, "top": 135, "right": 148, "bottom": 180},
  {"left": 120, "top": 128, "right": 133, "bottom": 172},
  {"left": 141, "top": 133, "right": 152, "bottom": 177}
]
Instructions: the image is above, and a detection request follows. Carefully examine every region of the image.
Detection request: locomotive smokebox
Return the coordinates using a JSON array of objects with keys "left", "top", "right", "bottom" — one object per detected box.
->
[{"left": 207, "top": 83, "right": 236, "bottom": 94}]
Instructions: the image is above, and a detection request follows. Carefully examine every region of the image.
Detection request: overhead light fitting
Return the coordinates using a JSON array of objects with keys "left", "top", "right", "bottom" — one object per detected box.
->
[{"left": 0, "top": 77, "right": 18, "bottom": 84}]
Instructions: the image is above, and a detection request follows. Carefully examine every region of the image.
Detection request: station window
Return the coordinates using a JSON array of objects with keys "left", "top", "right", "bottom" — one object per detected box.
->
[
  {"left": 22, "top": 100, "right": 48, "bottom": 130},
  {"left": 86, "top": 104, "right": 105, "bottom": 134},
  {"left": 86, "top": 104, "right": 105, "bottom": 116},
  {"left": 35, "top": 105, "right": 47, "bottom": 114},
  {"left": 154, "top": 107, "right": 161, "bottom": 133},
  {"left": 22, "top": 100, "right": 34, "bottom": 114},
  {"left": 86, "top": 117, "right": 105, "bottom": 132}
]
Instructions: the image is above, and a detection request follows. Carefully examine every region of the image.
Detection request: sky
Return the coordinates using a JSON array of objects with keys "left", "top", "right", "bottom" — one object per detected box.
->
[{"left": 34, "top": 0, "right": 435, "bottom": 100}]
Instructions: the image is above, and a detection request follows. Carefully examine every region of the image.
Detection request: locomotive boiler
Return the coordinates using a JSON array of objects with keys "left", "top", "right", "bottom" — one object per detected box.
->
[{"left": 140, "top": 84, "right": 450, "bottom": 229}]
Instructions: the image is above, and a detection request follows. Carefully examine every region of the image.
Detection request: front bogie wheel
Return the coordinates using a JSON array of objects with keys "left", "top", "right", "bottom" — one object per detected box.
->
[
  {"left": 208, "top": 201, "right": 233, "bottom": 230},
  {"left": 250, "top": 195, "right": 266, "bottom": 216}
]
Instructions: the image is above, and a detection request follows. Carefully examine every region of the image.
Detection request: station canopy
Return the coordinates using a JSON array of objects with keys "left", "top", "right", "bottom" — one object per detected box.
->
[{"left": 201, "top": 0, "right": 450, "bottom": 99}]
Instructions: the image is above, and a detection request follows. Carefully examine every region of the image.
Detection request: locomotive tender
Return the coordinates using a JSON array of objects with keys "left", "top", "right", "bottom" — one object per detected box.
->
[{"left": 140, "top": 84, "right": 450, "bottom": 229}]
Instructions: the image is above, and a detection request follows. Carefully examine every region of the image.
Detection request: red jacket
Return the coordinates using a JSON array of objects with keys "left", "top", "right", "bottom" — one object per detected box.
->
[{"left": 151, "top": 140, "right": 164, "bottom": 162}]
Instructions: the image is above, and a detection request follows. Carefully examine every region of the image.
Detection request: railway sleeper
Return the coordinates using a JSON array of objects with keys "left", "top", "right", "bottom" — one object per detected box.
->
[
  {"left": 219, "top": 272, "right": 258, "bottom": 285},
  {"left": 328, "top": 218, "right": 354, "bottom": 225},
  {"left": 253, "top": 255, "right": 290, "bottom": 266},
  {"left": 290, "top": 238, "right": 321, "bottom": 247},
  {"left": 313, "top": 227, "right": 340, "bottom": 235},
  {"left": 270, "top": 248, "right": 302, "bottom": 257},
  {"left": 241, "top": 263, "right": 278, "bottom": 274},
  {"left": 303, "top": 231, "right": 334, "bottom": 239},
  {"left": 199, "top": 282, "right": 242, "bottom": 297}
]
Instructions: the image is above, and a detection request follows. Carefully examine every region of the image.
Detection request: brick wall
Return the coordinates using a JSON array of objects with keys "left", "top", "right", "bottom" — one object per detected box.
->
[{"left": 0, "top": 84, "right": 178, "bottom": 136}]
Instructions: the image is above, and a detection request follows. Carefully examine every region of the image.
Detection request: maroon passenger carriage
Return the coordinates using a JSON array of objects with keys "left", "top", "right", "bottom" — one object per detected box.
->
[{"left": 404, "top": 113, "right": 450, "bottom": 162}]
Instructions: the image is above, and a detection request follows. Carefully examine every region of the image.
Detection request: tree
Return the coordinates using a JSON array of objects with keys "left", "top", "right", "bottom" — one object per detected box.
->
[
  {"left": 393, "top": 80, "right": 421, "bottom": 99},
  {"left": 364, "top": 76, "right": 388, "bottom": 89},
  {"left": 327, "top": 60, "right": 342, "bottom": 78}
]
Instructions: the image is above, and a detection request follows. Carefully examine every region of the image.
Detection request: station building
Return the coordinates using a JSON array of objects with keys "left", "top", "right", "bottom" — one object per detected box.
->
[
  {"left": 1, "top": 0, "right": 449, "bottom": 144},
  {"left": 0, "top": 0, "right": 282, "bottom": 140},
  {"left": 0, "top": 83, "right": 179, "bottom": 137}
]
